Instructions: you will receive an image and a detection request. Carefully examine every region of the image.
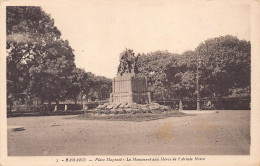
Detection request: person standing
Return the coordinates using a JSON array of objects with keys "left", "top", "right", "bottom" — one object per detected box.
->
[
  {"left": 179, "top": 100, "right": 183, "bottom": 111},
  {"left": 53, "top": 105, "right": 57, "bottom": 112},
  {"left": 64, "top": 105, "right": 68, "bottom": 112}
]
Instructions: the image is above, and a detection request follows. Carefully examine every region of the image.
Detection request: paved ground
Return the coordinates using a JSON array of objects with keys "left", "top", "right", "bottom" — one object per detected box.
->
[{"left": 7, "top": 110, "right": 250, "bottom": 156}]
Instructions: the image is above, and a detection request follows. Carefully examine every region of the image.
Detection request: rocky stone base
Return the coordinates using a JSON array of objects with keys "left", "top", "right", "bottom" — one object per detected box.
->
[{"left": 86, "top": 102, "right": 170, "bottom": 114}]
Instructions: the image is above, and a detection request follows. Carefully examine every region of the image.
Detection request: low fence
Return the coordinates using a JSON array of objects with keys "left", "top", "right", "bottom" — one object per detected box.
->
[
  {"left": 7, "top": 100, "right": 110, "bottom": 117},
  {"left": 156, "top": 96, "right": 250, "bottom": 110},
  {"left": 12, "top": 104, "right": 83, "bottom": 112},
  {"left": 7, "top": 104, "right": 84, "bottom": 117}
]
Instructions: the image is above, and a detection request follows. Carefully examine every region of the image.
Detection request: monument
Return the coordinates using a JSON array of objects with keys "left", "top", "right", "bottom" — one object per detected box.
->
[
  {"left": 109, "top": 49, "right": 151, "bottom": 104},
  {"left": 94, "top": 49, "right": 168, "bottom": 114}
]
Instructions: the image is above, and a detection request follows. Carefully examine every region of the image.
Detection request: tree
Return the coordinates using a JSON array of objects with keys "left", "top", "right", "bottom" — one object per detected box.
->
[
  {"left": 137, "top": 50, "right": 195, "bottom": 100},
  {"left": 136, "top": 35, "right": 250, "bottom": 101},
  {"left": 28, "top": 39, "right": 76, "bottom": 105},
  {"left": 195, "top": 35, "right": 251, "bottom": 98},
  {"left": 6, "top": 6, "right": 76, "bottom": 111},
  {"left": 88, "top": 76, "right": 112, "bottom": 101},
  {"left": 67, "top": 68, "right": 96, "bottom": 104},
  {"left": 66, "top": 69, "right": 112, "bottom": 103}
]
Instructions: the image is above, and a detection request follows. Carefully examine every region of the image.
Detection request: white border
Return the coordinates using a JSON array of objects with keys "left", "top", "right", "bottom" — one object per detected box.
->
[{"left": 0, "top": 0, "right": 259, "bottom": 166}]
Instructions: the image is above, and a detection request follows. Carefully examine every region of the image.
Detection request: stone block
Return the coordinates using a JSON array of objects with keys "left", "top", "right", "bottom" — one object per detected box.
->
[
  {"left": 114, "top": 103, "right": 121, "bottom": 109},
  {"left": 149, "top": 105, "right": 160, "bottom": 110},
  {"left": 106, "top": 105, "right": 114, "bottom": 109},
  {"left": 110, "top": 74, "right": 150, "bottom": 104},
  {"left": 119, "top": 103, "right": 128, "bottom": 108},
  {"left": 124, "top": 104, "right": 131, "bottom": 108},
  {"left": 118, "top": 108, "right": 126, "bottom": 114},
  {"left": 125, "top": 108, "right": 132, "bottom": 113},
  {"left": 97, "top": 104, "right": 107, "bottom": 109},
  {"left": 141, "top": 107, "right": 149, "bottom": 113}
]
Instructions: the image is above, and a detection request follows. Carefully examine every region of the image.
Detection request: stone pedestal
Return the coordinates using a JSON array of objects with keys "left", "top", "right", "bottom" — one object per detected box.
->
[{"left": 109, "top": 74, "right": 151, "bottom": 104}]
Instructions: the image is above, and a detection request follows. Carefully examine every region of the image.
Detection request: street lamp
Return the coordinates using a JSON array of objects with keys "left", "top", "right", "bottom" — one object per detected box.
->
[{"left": 196, "top": 51, "right": 203, "bottom": 111}]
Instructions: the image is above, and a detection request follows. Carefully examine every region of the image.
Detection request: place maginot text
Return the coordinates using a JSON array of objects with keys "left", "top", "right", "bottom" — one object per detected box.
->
[{"left": 94, "top": 157, "right": 206, "bottom": 162}]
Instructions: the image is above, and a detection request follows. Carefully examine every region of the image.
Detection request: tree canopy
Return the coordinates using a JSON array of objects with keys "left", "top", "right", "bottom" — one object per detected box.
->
[
  {"left": 7, "top": 6, "right": 250, "bottom": 111},
  {"left": 7, "top": 6, "right": 75, "bottom": 105},
  {"left": 6, "top": 6, "right": 111, "bottom": 110},
  {"left": 136, "top": 36, "right": 250, "bottom": 100}
]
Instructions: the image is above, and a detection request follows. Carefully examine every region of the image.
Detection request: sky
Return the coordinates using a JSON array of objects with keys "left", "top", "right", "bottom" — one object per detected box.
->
[{"left": 42, "top": 0, "right": 250, "bottom": 78}]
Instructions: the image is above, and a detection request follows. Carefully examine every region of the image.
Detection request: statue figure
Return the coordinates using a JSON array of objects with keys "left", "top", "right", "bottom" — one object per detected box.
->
[{"left": 117, "top": 49, "right": 139, "bottom": 76}]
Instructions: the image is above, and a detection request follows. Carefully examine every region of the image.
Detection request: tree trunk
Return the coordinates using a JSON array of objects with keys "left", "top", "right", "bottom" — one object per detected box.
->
[
  {"left": 74, "top": 96, "right": 77, "bottom": 104},
  {"left": 41, "top": 98, "right": 44, "bottom": 105},
  {"left": 48, "top": 100, "right": 51, "bottom": 112},
  {"left": 8, "top": 101, "right": 13, "bottom": 116}
]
